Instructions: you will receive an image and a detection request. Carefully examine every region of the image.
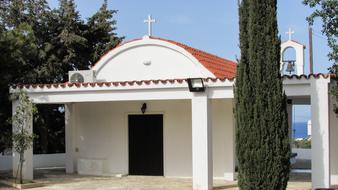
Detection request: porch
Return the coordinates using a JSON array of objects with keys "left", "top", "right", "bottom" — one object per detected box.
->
[
  {"left": 10, "top": 74, "right": 338, "bottom": 189},
  {"left": 11, "top": 78, "right": 236, "bottom": 190}
]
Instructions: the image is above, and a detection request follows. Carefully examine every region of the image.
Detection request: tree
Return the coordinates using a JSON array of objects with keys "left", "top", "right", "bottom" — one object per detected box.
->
[
  {"left": 0, "top": 23, "right": 39, "bottom": 153},
  {"left": 11, "top": 90, "right": 37, "bottom": 184},
  {"left": 49, "top": 0, "right": 88, "bottom": 80},
  {"left": 0, "top": 0, "right": 123, "bottom": 155},
  {"left": 235, "top": 0, "right": 291, "bottom": 189},
  {"left": 303, "top": 0, "right": 338, "bottom": 115},
  {"left": 86, "top": 0, "right": 124, "bottom": 65},
  {"left": 303, "top": 0, "right": 337, "bottom": 64}
]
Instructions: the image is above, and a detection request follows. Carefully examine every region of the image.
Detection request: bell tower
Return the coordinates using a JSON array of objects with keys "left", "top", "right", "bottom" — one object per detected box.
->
[{"left": 280, "top": 28, "right": 306, "bottom": 75}]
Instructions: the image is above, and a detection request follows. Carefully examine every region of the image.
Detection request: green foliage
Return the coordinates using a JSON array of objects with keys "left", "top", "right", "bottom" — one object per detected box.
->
[
  {"left": 294, "top": 138, "right": 311, "bottom": 149},
  {"left": 11, "top": 90, "right": 38, "bottom": 184},
  {"left": 33, "top": 105, "right": 65, "bottom": 154},
  {"left": 0, "top": 0, "right": 123, "bottom": 154},
  {"left": 303, "top": 0, "right": 337, "bottom": 64},
  {"left": 303, "top": 0, "right": 338, "bottom": 114},
  {"left": 235, "top": 0, "right": 291, "bottom": 189},
  {"left": 86, "top": 0, "right": 124, "bottom": 64},
  {"left": 11, "top": 91, "right": 37, "bottom": 153}
]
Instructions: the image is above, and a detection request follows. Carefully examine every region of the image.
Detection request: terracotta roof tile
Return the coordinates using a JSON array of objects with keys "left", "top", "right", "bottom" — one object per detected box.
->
[
  {"left": 11, "top": 74, "right": 336, "bottom": 90},
  {"left": 11, "top": 77, "right": 235, "bottom": 90},
  {"left": 282, "top": 73, "right": 335, "bottom": 80},
  {"left": 150, "top": 37, "right": 237, "bottom": 78}
]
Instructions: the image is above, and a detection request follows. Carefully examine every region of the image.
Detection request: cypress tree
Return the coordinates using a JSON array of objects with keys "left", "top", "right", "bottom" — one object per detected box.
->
[{"left": 235, "top": 0, "right": 291, "bottom": 189}]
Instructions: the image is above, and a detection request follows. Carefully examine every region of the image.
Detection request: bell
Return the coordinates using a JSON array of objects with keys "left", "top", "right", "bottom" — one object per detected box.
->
[{"left": 285, "top": 61, "right": 295, "bottom": 74}]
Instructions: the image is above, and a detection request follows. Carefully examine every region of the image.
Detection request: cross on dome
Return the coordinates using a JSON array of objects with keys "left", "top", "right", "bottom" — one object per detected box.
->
[
  {"left": 144, "top": 15, "right": 156, "bottom": 36},
  {"left": 286, "top": 28, "right": 295, "bottom": 41}
]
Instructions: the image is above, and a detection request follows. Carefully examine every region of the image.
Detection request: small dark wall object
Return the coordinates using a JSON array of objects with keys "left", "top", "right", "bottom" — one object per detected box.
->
[
  {"left": 287, "top": 99, "right": 293, "bottom": 104},
  {"left": 141, "top": 103, "right": 147, "bottom": 114},
  {"left": 315, "top": 188, "right": 335, "bottom": 190}
]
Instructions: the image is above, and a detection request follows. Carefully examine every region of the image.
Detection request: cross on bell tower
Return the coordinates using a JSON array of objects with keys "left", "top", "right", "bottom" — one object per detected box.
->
[
  {"left": 286, "top": 28, "right": 295, "bottom": 41},
  {"left": 280, "top": 28, "right": 305, "bottom": 75},
  {"left": 144, "top": 15, "right": 156, "bottom": 37}
]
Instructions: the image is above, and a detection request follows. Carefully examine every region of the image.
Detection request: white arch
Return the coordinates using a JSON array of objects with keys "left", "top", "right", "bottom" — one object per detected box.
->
[
  {"left": 92, "top": 37, "right": 215, "bottom": 82},
  {"left": 280, "top": 40, "right": 305, "bottom": 75}
]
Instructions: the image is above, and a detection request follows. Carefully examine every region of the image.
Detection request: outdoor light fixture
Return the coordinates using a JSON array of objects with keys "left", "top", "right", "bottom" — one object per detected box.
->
[
  {"left": 141, "top": 103, "right": 147, "bottom": 114},
  {"left": 187, "top": 78, "right": 205, "bottom": 92}
]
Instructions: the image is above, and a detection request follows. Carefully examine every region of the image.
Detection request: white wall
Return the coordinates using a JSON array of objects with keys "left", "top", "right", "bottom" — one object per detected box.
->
[
  {"left": 211, "top": 99, "right": 235, "bottom": 180},
  {"left": 94, "top": 38, "right": 214, "bottom": 82},
  {"left": 73, "top": 99, "right": 234, "bottom": 179},
  {"left": 0, "top": 155, "right": 12, "bottom": 171},
  {"left": 34, "top": 154, "right": 65, "bottom": 168},
  {"left": 292, "top": 148, "right": 311, "bottom": 160},
  {"left": 0, "top": 154, "right": 65, "bottom": 171}
]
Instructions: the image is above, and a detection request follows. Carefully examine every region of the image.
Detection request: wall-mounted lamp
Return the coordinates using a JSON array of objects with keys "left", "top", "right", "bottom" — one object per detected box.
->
[
  {"left": 187, "top": 78, "right": 205, "bottom": 92},
  {"left": 141, "top": 103, "right": 147, "bottom": 114}
]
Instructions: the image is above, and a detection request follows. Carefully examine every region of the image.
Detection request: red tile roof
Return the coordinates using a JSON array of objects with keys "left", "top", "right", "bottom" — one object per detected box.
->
[
  {"left": 150, "top": 37, "right": 237, "bottom": 78},
  {"left": 282, "top": 73, "right": 335, "bottom": 80},
  {"left": 12, "top": 77, "right": 234, "bottom": 90},
  {"left": 93, "top": 37, "right": 237, "bottom": 79},
  {"left": 11, "top": 74, "right": 336, "bottom": 90}
]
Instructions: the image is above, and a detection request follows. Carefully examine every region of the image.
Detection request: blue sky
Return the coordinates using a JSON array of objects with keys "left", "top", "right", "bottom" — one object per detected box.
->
[
  {"left": 47, "top": 0, "right": 332, "bottom": 74},
  {"left": 47, "top": 0, "right": 315, "bottom": 123}
]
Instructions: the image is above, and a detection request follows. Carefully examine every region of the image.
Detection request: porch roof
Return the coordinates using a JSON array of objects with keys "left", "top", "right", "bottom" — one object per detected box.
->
[
  {"left": 10, "top": 73, "right": 334, "bottom": 91},
  {"left": 8, "top": 74, "right": 335, "bottom": 104}
]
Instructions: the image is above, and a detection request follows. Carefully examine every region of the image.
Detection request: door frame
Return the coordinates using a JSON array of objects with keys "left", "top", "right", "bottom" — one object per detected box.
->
[{"left": 124, "top": 112, "right": 166, "bottom": 176}]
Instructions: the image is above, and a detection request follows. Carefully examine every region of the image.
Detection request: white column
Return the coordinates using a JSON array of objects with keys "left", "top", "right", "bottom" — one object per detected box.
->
[
  {"left": 192, "top": 93, "right": 213, "bottom": 190},
  {"left": 311, "top": 77, "right": 331, "bottom": 189},
  {"left": 287, "top": 101, "right": 293, "bottom": 145},
  {"left": 12, "top": 100, "right": 33, "bottom": 181},
  {"left": 65, "top": 103, "right": 76, "bottom": 173}
]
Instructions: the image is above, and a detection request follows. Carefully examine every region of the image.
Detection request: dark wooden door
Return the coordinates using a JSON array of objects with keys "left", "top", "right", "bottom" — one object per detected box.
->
[{"left": 128, "top": 114, "right": 163, "bottom": 176}]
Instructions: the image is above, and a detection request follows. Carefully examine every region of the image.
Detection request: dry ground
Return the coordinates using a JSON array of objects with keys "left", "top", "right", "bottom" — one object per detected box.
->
[{"left": 0, "top": 169, "right": 316, "bottom": 190}]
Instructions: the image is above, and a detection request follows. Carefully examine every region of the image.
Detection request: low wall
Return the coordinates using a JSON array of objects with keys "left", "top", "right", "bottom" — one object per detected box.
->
[
  {"left": 0, "top": 155, "right": 12, "bottom": 171},
  {"left": 292, "top": 148, "right": 311, "bottom": 160},
  {"left": 0, "top": 153, "right": 65, "bottom": 171}
]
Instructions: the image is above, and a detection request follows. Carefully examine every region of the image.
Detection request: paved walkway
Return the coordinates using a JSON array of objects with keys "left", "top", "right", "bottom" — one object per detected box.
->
[{"left": 0, "top": 169, "right": 315, "bottom": 190}]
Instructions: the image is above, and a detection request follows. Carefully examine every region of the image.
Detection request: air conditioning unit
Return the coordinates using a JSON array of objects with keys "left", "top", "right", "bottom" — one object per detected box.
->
[{"left": 68, "top": 70, "right": 96, "bottom": 83}]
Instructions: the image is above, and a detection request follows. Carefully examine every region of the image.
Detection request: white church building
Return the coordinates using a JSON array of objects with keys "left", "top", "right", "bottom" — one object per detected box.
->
[{"left": 9, "top": 28, "right": 338, "bottom": 189}]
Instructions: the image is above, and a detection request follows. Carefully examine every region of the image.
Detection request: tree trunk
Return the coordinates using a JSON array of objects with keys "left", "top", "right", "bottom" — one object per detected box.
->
[{"left": 19, "top": 152, "right": 24, "bottom": 184}]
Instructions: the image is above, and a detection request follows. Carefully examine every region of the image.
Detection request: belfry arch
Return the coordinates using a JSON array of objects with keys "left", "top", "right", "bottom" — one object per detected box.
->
[{"left": 280, "top": 40, "right": 305, "bottom": 75}]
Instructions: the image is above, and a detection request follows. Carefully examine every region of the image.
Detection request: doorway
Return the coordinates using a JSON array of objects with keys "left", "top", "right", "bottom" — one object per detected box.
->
[{"left": 128, "top": 114, "right": 164, "bottom": 176}]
